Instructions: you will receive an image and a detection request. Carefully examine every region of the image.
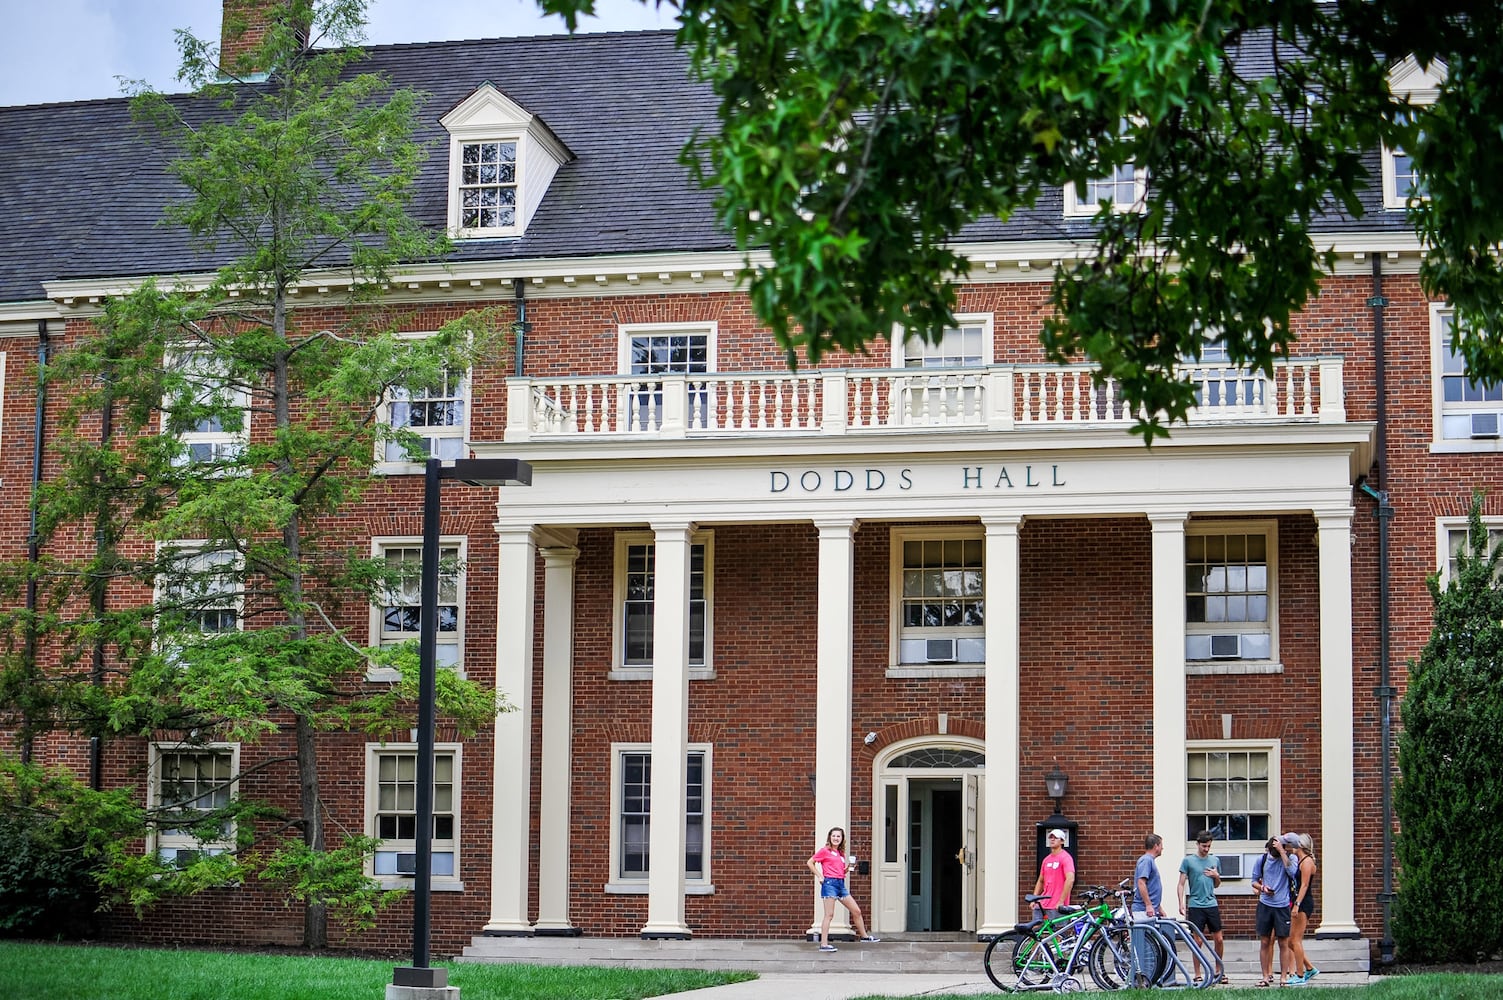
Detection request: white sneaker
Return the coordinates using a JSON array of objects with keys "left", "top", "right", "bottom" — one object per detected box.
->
[{"left": 818, "top": 944, "right": 837, "bottom": 952}]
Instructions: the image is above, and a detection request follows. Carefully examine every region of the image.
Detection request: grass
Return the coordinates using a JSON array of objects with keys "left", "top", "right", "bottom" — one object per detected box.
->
[
  {"left": 851, "top": 973, "right": 1503, "bottom": 1000},
  {"left": 0, "top": 940, "right": 756, "bottom": 1000}
]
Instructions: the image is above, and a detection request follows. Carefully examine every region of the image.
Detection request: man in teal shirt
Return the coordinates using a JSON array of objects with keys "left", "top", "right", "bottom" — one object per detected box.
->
[{"left": 1177, "top": 830, "right": 1226, "bottom": 984}]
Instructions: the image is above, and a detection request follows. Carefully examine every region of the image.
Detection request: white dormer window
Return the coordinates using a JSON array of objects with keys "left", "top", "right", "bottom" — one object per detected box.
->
[
  {"left": 442, "top": 83, "right": 574, "bottom": 239},
  {"left": 1383, "top": 56, "right": 1445, "bottom": 209},
  {"left": 1064, "top": 162, "right": 1147, "bottom": 217}
]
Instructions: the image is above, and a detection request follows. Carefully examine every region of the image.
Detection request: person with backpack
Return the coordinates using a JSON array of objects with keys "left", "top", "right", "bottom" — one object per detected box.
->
[{"left": 1250, "top": 834, "right": 1298, "bottom": 987}]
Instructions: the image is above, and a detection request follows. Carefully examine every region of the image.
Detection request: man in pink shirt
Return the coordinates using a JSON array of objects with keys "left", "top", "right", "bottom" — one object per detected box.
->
[{"left": 1032, "top": 828, "right": 1076, "bottom": 917}]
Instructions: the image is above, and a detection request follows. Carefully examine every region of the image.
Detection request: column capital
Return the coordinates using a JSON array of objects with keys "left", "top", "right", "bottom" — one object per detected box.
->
[
  {"left": 539, "top": 545, "right": 580, "bottom": 567},
  {"left": 980, "top": 514, "right": 1023, "bottom": 533},
  {"left": 649, "top": 519, "right": 698, "bottom": 537},
  {"left": 1147, "top": 511, "right": 1190, "bottom": 531},
  {"left": 1314, "top": 507, "right": 1356, "bottom": 529},
  {"left": 813, "top": 517, "right": 860, "bottom": 537}
]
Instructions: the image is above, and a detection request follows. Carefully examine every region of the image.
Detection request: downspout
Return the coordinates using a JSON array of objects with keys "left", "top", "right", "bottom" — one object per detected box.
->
[
  {"left": 89, "top": 363, "right": 116, "bottom": 791},
  {"left": 21, "top": 320, "right": 50, "bottom": 766},
  {"left": 513, "top": 277, "right": 528, "bottom": 376},
  {"left": 1358, "top": 254, "right": 1396, "bottom": 964}
]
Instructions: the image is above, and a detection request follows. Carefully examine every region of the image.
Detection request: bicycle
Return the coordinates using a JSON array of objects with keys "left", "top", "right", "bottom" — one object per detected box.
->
[
  {"left": 1084, "top": 882, "right": 1222, "bottom": 991},
  {"left": 983, "top": 886, "right": 1117, "bottom": 993}
]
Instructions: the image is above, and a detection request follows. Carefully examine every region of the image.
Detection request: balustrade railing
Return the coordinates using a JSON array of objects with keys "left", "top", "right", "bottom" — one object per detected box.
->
[{"left": 505, "top": 358, "right": 1344, "bottom": 442}]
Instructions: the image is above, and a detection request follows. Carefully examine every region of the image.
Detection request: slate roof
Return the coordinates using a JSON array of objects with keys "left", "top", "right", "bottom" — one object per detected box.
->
[{"left": 0, "top": 27, "right": 1411, "bottom": 308}]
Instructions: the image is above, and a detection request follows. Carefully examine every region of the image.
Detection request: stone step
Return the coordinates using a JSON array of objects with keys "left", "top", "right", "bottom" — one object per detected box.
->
[{"left": 458, "top": 934, "right": 1370, "bottom": 980}]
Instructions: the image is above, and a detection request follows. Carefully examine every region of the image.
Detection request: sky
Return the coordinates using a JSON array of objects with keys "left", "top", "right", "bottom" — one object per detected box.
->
[{"left": 0, "top": 0, "right": 677, "bottom": 107}]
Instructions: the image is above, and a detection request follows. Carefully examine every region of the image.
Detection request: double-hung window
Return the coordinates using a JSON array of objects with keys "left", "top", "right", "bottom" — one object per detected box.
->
[
  {"left": 891, "top": 527, "right": 985, "bottom": 667},
  {"left": 149, "top": 743, "right": 238, "bottom": 866},
  {"left": 442, "top": 83, "right": 572, "bottom": 239},
  {"left": 458, "top": 140, "right": 517, "bottom": 231},
  {"left": 1382, "top": 57, "right": 1443, "bottom": 209},
  {"left": 370, "top": 539, "right": 464, "bottom": 680},
  {"left": 1185, "top": 522, "right": 1276, "bottom": 664},
  {"left": 894, "top": 318, "right": 992, "bottom": 424},
  {"left": 1438, "top": 518, "right": 1503, "bottom": 587},
  {"left": 614, "top": 531, "right": 711, "bottom": 675},
  {"left": 1185, "top": 742, "right": 1278, "bottom": 874},
  {"left": 367, "top": 744, "right": 460, "bottom": 885},
  {"left": 163, "top": 348, "right": 247, "bottom": 468},
  {"left": 1432, "top": 308, "right": 1503, "bottom": 447},
  {"left": 608, "top": 744, "right": 711, "bottom": 893},
  {"left": 620, "top": 324, "right": 714, "bottom": 432},
  {"left": 379, "top": 345, "right": 468, "bottom": 470},
  {"left": 156, "top": 542, "right": 242, "bottom": 639}
]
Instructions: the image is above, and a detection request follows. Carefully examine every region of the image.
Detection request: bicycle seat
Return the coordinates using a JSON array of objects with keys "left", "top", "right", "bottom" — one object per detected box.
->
[
  {"left": 1012, "top": 919, "right": 1045, "bottom": 934},
  {"left": 1056, "top": 904, "right": 1081, "bottom": 915}
]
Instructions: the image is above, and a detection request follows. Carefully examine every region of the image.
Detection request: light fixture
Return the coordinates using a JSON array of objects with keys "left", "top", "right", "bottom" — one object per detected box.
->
[
  {"left": 393, "top": 457, "right": 532, "bottom": 996},
  {"left": 863, "top": 732, "right": 878, "bottom": 746},
  {"left": 1044, "top": 762, "right": 1069, "bottom": 815}
]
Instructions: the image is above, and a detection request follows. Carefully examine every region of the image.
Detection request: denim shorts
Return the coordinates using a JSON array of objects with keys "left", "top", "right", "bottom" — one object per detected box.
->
[{"left": 820, "top": 877, "right": 848, "bottom": 899}]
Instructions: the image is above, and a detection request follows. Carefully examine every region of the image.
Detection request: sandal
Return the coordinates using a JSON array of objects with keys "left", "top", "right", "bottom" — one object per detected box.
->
[{"left": 1256, "top": 979, "right": 1273, "bottom": 988}]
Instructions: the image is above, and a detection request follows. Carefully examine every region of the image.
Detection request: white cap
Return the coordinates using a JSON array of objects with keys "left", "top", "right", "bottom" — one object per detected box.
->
[{"left": 1048, "top": 828, "right": 1069, "bottom": 846}]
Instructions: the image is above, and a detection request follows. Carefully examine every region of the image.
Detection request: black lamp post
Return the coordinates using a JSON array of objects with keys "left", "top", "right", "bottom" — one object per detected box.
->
[
  {"left": 392, "top": 457, "right": 532, "bottom": 995},
  {"left": 1035, "top": 761, "right": 1077, "bottom": 875}
]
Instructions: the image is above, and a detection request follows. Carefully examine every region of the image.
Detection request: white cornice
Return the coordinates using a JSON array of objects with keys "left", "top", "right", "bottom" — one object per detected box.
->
[{"left": 37, "top": 230, "right": 1431, "bottom": 313}]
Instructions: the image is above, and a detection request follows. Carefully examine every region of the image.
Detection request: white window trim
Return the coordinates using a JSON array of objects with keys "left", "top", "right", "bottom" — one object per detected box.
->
[
  {"left": 1428, "top": 303, "right": 1503, "bottom": 453},
  {"left": 617, "top": 322, "right": 719, "bottom": 375},
  {"left": 365, "top": 742, "right": 464, "bottom": 891},
  {"left": 1185, "top": 738, "right": 1280, "bottom": 898},
  {"left": 891, "top": 314, "right": 995, "bottom": 369},
  {"left": 374, "top": 332, "right": 472, "bottom": 476},
  {"left": 1184, "top": 519, "right": 1280, "bottom": 670},
  {"left": 610, "top": 530, "right": 715, "bottom": 680},
  {"left": 1435, "top": 515, "right": 1503, "bottom": 587},
  {"left": 368, "top": 536, "right": 468, "bottom": 682},
  {"left": 441, "top": 83, "right": 572, "bottom": 240},
  {"left": 888, "top": 525, "right": 986, "bottom": 676},
  {"left": 162, "top": 346, "right": 249, "bottom": 469},
  {"left": 604, "top": 742, "right": 714, "bottom": 895},
  {"left": 147, "top": 741, "right": 240, "bottom": 862},
  {"left": 1382, "top": 56, "right": 1444, "bottom": 210},
  {"left": 154, "top": 540, "right": 244, "bottom": 644},
  {"left": 1063, "top": 165, "right": 1148, "bottom": 218}
]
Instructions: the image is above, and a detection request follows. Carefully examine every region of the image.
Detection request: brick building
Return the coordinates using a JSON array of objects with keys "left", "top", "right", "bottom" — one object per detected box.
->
[{"left": 0, "top": 5, "right": 1491, "bottom": 962}]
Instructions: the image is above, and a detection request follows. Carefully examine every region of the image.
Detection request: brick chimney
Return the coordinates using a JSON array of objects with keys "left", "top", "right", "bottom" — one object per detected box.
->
[{"left": 219, "top": 0, "right": 309, "bottom": 74}]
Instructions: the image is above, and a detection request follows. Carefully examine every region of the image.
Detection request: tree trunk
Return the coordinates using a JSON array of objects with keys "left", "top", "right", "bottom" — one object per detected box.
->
[{"left": 297, "top": 710, "right": 327, "bottom": 949}]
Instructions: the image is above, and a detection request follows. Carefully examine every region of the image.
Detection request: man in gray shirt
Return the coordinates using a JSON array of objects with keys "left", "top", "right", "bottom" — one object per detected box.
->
[
  {"left": 1251, "top": 834, "right": 1297, "bottom": 987},
  {"left": 1132, "top": 833, "right": 1164, "bottom": 989}
]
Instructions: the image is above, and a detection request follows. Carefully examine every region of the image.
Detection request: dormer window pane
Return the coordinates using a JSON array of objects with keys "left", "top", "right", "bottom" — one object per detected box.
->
[{"left": 460, "top": 141, "right": 517, "bottom": 230}]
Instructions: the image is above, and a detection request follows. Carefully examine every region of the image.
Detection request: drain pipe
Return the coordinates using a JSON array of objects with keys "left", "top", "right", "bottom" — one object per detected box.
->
[
  {"left": 513, "top": 277, "right": 528, "bottom": 376},
  {"left": 1360, "top": 254, "right": 1396, "bottom": 965},
  {"left": 21, "top": 320, "right": 51, "bottom": 766}
]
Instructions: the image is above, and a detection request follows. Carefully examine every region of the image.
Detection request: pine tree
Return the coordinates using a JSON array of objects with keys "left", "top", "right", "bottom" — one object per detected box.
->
[{"left": 1393, "top": 490, "right": 1503, "bottom": 962}]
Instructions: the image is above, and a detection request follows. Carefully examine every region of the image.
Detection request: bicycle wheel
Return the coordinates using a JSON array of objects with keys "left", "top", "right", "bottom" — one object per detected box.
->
[
  {"left": 1087, "top": 925, "right": 1133, "bottom": 991},
  {"left": 1010, "top": 930, "right": 1054, "bottom": 988},
  {"left": 983, "top": 932, "right": 1025, "bottom": 992}
]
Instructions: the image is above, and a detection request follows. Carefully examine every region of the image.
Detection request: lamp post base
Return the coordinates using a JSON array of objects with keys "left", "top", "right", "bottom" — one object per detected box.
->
[{"left": 388, "top": 966, "right": 459, "bottom": 1000}]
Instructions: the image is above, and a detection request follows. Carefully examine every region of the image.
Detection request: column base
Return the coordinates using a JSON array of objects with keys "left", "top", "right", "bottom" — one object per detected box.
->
[
  {"left": 481, "top": 920, "right": 533, "bottom": 936},
  {"left": 1314, "top": 925, "right": 1363, "bottom": 939},
  {"left": 533, "top": 925, "right": 583, "bottom": 937},
  {"left": 640, "top": 930, "right": 692, "bottom": 940}
]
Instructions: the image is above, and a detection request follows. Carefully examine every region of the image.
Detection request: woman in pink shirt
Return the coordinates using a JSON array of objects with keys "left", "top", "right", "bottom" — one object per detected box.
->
[{"left": 806, "top": 826, "right": 879, "bottom": 951}]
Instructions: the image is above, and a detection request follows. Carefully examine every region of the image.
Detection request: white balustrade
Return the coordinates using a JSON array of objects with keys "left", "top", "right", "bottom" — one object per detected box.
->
[{"left": 503, "top": 357, "right": 1343, "bottom": 441}]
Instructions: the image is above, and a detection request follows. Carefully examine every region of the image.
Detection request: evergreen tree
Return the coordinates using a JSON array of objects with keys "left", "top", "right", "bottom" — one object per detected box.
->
[
  {"left": 0, "top": 0, "right": 506, "bottom": 947},
  {"left": 1393, "top": 490, "right": 1503, "bottom": 962}
]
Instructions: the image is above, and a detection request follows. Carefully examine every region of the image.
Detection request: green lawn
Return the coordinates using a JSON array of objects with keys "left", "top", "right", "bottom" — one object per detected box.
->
[
  {"left": 0, "top": 940, "right": 755, "bottom": 1000},
  {"left": 853, "top": 973, "right": 1503, "bottom": 1000}
]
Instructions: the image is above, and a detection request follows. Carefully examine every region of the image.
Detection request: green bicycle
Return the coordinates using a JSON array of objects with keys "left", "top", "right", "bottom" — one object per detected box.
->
[{"left": 983, "top": 885, "right": 1117, "bottom": 993}]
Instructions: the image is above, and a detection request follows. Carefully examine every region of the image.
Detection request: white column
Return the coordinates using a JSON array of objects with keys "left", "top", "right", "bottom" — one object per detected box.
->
[
  {"left": 534, "top": 542, "right": 580, "bottom": 934},
  {"left": 1316, "top": 508, "right": 1361, "bottom": 937},
  {"left": 485, "top": 527, "right": 537, "bottom": 934},
  {"left": 810, "top": 519, "right": 857, "bottom": 937},
  {"left": 1150, "top": 513, "right": 1188, "bottom": 916},
  {"left": 979, "top": 516, "right": 1021, "bottom": 936},
  {"left": 641, "top": 521, "right": 694, "bottom": 938}
]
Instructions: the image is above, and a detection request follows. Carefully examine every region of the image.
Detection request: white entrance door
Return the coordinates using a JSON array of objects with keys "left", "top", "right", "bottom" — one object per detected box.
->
[
  {"left": 961, "top": 771, "right": 980, "bottom": 932},
  {"left": 876, "top": 780, "right": 905, "bottom": 932}
]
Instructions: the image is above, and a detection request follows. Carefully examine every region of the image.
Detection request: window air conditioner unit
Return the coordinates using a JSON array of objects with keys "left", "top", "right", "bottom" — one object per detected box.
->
[
  {"left": 1216, "top": 854, "right": 1242, "bottom": 878},
  {"left": 925, "top": 638, "right": 958, "bottom": 663},
  {"left": 1209, "top": 634, "right": 1241, "bottom": 659},
  {"left": 395, "top": 852, "right": 417, "bottom": 876},
  {"left": 1470, "top": 412, "right": 1500, "bottom": 439},
  {"left": 172, "top": 849, "right": 201, "bottom": 868}
]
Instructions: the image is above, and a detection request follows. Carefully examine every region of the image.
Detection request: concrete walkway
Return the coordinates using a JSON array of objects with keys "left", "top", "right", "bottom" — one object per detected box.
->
[{"left": 665, "top": 972, "right": 997, "bottom": 999}]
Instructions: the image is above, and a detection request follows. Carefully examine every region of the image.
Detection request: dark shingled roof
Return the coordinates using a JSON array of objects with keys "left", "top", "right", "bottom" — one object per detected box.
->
[{"left": 0, "top": 27, "right": 1410, "bottom": 307}]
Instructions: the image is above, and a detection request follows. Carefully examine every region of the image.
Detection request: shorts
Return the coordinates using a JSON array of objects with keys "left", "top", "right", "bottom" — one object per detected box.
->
[
  {"left": 1186, "top": 905, "right": 1223, "bottom": 934},
  {"left": 1256, "top": 902, "right": 1291, "bottom": 939},
  {"left": 820, "top": 877, "right": 848, "bottom": 899}
]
